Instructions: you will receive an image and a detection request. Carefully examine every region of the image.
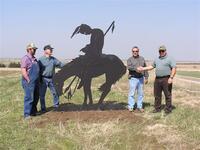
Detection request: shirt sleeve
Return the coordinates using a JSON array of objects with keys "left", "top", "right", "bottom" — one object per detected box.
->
[
  {"left": 127, "top": 58, "right": 135, "bottom": 71},
  {"left": 152, "top": 59, "right": 156, "bottom": 68},
  {"left": 170, "top": 57, "right": 176, "bottom": 68},
  {"left": 143, "top": 60, "right": 149, "bottom": 79},
  {"left": 54, "top": 58, "right": 64, "bottom": 68},
  {"left": 20, "top": 56, "right": 28, "bottom": 68}
]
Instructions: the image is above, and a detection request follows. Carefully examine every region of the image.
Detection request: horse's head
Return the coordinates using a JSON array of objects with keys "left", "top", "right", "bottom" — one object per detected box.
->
[
  {"left": 52, "top": 57, "right": 86, "bottom": 96},
  {"left": 53, "top": 72, "right": 64, "bottom": 96}
]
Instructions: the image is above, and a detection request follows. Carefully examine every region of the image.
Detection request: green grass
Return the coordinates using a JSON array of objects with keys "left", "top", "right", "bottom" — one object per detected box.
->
[
  {"left": 165, "top": 106, "right": 200, "bottom": 141},
  {"left": 177, "top": 71, "right": 200, "bottom": 78},
  {"left": 0, "top": 71, "right": 200, "bottom": 149}
]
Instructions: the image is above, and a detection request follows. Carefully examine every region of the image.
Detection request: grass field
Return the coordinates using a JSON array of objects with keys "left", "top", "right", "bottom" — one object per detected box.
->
[
  {"left": 177, "top": 71, "right": 200, "bottom": 78},
  {"left": 0, "top": 65, "right": 200, "bottom": 150}
]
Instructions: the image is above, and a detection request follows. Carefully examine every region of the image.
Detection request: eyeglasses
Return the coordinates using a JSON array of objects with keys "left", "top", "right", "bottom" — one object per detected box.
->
[
  {"left": 159, "top": 50, "right": 165, "bottom": 53},
  {"left": 32, "top": 48, "right": 37, "bottom": 51},
  {"left": 132, "top": 51, "right": 139, "bottom": 53}
]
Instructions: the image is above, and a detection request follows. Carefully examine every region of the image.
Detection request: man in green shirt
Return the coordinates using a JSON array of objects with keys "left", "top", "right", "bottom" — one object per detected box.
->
[
  {"left": 137, "top": 45, "right": 176, "bottom": 114},
  {"left": 38, "top": 45, "right": 64, "bottom": 112}
]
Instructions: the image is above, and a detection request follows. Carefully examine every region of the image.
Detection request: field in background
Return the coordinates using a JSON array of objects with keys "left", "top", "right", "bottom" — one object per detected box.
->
[
  {"left": 177, "top": 71, "right": 200, "bottom": 78},
  {"left": 0, "top": 63, "right": 200, "bottom": 150}
]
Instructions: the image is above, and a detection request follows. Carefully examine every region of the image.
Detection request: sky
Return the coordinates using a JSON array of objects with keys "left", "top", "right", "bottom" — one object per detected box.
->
[{"left": 0, "top": 0, "right": 200, "bottom": 61}]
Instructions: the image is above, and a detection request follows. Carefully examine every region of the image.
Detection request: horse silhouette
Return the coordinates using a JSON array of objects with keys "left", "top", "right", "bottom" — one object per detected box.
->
[
  {"left": 53, "top": 54, "right": 126, "bottom": 106},
  {"left": 53, "top": 22, "right": 126, "bottom": 107}
]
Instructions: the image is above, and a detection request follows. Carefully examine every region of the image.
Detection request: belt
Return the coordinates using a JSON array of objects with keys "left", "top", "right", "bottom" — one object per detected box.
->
[
  {"left": 156, "top": 75, "right": 170, "bottom": 79},
  {"left": 41, "top": 75, "right": 53, "bottom": 79},
  {"left": 130, "top": 75, "right": 143, "bottom": 79}
]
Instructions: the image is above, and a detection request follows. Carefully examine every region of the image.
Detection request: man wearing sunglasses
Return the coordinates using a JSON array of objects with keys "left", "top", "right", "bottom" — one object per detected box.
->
[
  {"left": 137, "top": 45, "right": 176, "bottom": 115},
  {"left": 127, "top": 46, "right": 149, "bottom": 112}
]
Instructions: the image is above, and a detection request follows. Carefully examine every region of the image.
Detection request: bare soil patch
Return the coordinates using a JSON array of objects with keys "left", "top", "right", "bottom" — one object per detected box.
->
[{"left": 34, "top": 102, "right": 143, "bottom": 127}]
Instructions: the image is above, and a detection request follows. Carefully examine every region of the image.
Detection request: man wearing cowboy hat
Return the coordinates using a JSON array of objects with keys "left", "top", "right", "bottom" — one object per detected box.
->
[
  {"left": 20, "top": 43, "right": 40, "bottom": 119},
  {"left": 38, "top": 45, "right": 64, "bottom": 112}
]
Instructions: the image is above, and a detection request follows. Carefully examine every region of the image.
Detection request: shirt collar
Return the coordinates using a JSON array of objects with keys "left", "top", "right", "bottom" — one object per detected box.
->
[
  {"left": 27, "top": 53, "right": 36, "bottom": 60},
  {"left": 133, "top": 55, "right": 139, "bottom": 58},
  {"left": 159, "top": 54, "right": 167, "bottom": 59},
  {"left": 44, "top": 55, "right": 52, "bottom": 60}
]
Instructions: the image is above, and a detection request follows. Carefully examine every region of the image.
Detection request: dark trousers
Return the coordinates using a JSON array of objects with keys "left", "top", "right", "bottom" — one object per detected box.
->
[{"left": 154, "top": 77, "right": 172, "bottom": 112}]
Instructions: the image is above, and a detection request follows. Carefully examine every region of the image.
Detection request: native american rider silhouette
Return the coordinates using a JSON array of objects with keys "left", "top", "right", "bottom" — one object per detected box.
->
[
  {"left": 71, "top": 24, "right": 104, "bottom": 57},
  {"left": 53, "top": 22, "right": 126, "bottom": 108}
]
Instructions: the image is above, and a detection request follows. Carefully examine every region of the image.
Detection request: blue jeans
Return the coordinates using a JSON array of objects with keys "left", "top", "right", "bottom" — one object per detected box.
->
[
  {"left": 128, "top": 77, "right": 144, "bottom": 109},
  {"left": 39, "top": 77, "right": 59, "bottom": 110}
]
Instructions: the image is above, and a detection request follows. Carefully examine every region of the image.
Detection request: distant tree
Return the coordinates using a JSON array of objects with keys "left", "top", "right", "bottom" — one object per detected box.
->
[
  {"left": 8, "top": 62, "right": 20, "bottom": 68},
  {"left": 0, "top": 63, "right": 6, "bottom": 68}
]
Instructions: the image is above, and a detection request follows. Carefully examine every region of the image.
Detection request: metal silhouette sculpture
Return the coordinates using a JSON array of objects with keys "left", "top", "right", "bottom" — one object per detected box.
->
[{"left": 53, "top": 21, "right": 126, "bottom": 107}]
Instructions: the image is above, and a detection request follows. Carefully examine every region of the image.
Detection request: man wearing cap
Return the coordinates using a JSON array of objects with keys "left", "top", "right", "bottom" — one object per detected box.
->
[
  {"left": 127, "top": 46, "right": 149, "bottom": 112},
  {"left": 20, "top": 43, "right": 40, "bottom": 119},
  {"left": 38, "top": 45, "right": 64, "bottom": 112},
  {"left": 137, "top": 45, "right": 176, "bottom": 114}
]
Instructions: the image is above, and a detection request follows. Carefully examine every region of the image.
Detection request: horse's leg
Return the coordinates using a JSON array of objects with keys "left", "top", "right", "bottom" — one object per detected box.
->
[
  {"left": 83, "top": 78, "right": 93, "bottom": 105},
  {"left": 98, "top": 72, "right": 113, "bottom": 108},
  {"left": 98, "top": 78, "right": 112, "bottom": 105},
  {"left": 98, "top": 86, "right": 111, "bottom": 103},
  {"left": 83, "top": 85, "right": 87, "bottom": 105},
  {"left": 87, "top": 78, "right": 93, "bottom": 105}
]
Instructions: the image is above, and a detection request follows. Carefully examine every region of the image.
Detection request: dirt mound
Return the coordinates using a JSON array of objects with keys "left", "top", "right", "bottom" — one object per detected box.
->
[{"left": 35, "top": 102, "right": 143, "bottom": 127}]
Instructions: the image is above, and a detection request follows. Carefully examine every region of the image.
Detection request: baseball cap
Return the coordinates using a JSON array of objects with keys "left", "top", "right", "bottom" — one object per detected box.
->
[
  {"left": 159, "top": 45, "right": 166, "bottom": 51},
  {"left": 44, "top": 45, "right": 54, "bottom": 50},
  {"left": 26, "top": 43, "right": 38, "bottom": 50}
]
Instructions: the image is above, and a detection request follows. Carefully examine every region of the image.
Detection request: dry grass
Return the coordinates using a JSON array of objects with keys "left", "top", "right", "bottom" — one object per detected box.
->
[
  {"left": 54, "top": 120, "right": 122, "bottom": 150},
  {"left": 143, "top": 123, "right": 191, "bottom": 150},
  {"left": 0, "top": 64, "right": 200, "bottom": 149}
]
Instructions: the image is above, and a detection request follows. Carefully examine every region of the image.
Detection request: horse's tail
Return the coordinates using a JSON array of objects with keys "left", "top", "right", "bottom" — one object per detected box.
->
[
  {"left": 106, "top": 54, "right": 126, "bottom": 84},
  {"left": 115, "top": 57, "right": 126, "bottom": 82}
]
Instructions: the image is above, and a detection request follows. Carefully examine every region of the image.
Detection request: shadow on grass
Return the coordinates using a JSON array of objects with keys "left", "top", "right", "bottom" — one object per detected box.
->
[
  {"left": 159, "top": 104, "right": 176, "bottom": 111},
  {"left": 143, "top": 102, "right": 151, "bottom": 109},
  {"left": 44, "top": 101, "right": 128, "bottom": 112},
  {"left": 134, "top": 102, "right": 176, "bottom": 111},
  {"left": 39, "top": 101, "right": 176, "bottom": 114},
  {"left": 131, "top": 102, "right": 152, "bottom": 110}
]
